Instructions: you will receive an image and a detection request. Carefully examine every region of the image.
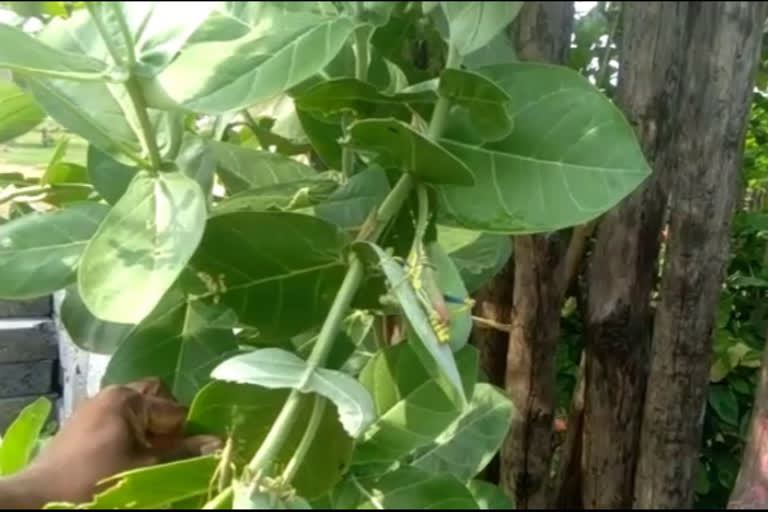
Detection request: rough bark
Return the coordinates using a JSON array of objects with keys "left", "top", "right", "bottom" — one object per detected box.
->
[
  {"left": 581, "top": 3, "right": 687, "bottom": 508},
  {"left": 499, "top": 2, "right": 575, "bottom": 508},
  {"left": 634, "top": 3, "right": 767, "bottom": 508},
  {"left": 729, "top": 333, "right": 768, "bottom": 509}
]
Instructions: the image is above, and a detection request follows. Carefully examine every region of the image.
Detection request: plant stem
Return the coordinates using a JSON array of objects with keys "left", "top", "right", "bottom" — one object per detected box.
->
[
  {"left": 282, "top": 396, "right": 327, "bottom": 483},
  {"left": 245, "top": 42, "right": 464, "bottom": 482},
  {"left": 109, "top": 2, "right": 136, "bottom": 66},
  {"left": 86, "top": 2, "right": 161, "bottom": 171},
  {"left": 125, "top": 77, "right": 163, "bottom": 171},
  {"left": 247, "top": 392, "right": 307, "bottom": 474},
  {"left": 341, "top": 18, "right": 371, "bottom": 178}
]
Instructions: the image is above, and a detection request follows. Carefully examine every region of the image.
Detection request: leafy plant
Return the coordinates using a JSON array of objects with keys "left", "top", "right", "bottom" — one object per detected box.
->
[{"left": 0, "top": 1, "right": 649, "bottom": 508}]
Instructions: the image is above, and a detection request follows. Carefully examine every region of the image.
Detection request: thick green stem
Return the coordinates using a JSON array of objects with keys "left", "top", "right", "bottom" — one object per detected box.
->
[
  {"left": 125, "top": 77, "right": 163, "bottom": 171},
  {"left": 246, "top": 41, "right": 464, "bottom": 482},
  {"left": 282, "top": 396, "right": 327, "bottom": 483}
]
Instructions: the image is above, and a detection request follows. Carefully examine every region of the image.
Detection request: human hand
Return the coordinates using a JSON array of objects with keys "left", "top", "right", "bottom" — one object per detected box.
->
[{"left": 7, "top": 378, "right": 220, "bottom": 508}]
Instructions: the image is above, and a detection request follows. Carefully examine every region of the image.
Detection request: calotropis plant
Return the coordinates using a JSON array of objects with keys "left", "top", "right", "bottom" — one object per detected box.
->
[{"left": 0, "top": 1, "right": 649, "bottom": 509}]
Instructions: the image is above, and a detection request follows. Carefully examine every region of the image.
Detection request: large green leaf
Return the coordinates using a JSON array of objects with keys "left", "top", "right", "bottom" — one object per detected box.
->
[
  {"left": 61, "top": 286, "right": 133, "bottom": 355},
  {"left": 347, "top": 119, "right": 474, "bottom": 186},
  {"left": 0, "top": 80, "right": 45, "bottom": 143},
  {"left": 85, "top": 2, "right": 218, "bottom": 77},
  {"left": 78, "top": 170, "right": 206, "bottom": 324},
  {"left": 412, "top": 383, "right": 514, "bottom": 482},
  {"left": 103, "top": 293, "right": 238, "bottom": 405},
  {"left": 190, "top": 211, "right": 348, "bottom": 338},
  {"left": 87, "top": 134, "right": 216, "bottom": 204},
  {"left": 354, "top": 467, "right": 479, "bottom": 509},
  {"left": 437, "top": 62, "right": 651, "bottom": 233},
  {"left": 356, "top": 242, "right": 466, "bottom": 405},
  {"left": 212, "top": 348, "right": 374, "bottom": 438},
  {"left": 58, "top": 456, "right": 218, "bottom": 509},
  {"left": 0, "top": 203, "right": 108, "bottom": 299},
  {"left": 355, "top": 343, "right": 462, "bottom": 465},
  {"left": 294, "top": 78, "right": 432, "bottom": 120},
  {"left": 86, "top": 145, "right": 137, "bottom": 204},
  {"left": 439, "top": 68, "right": 514, "bottom": 143},
  {"left": 0, "top": 397, "right": 51, "bottom": 476},
  {"left": 314, "top": 166, "right": 390, "bottom": 232},
  {"left": 214, "top": 179, "right": 339, "bottom": 215},
  {"left": 466, "top": 480, "right": 514, "bottom": 509},
  {"left": 23, "top": 77, "right": 141, "bottom": 160},
  {"left": 146, "top": 10, "right": 356, "bottom": 114},
  {"left": 0, "top": 23, "right": 107, "bottom": 80},
  {"left": 187, "top": 382, "right": 354, "bottom": 499},
  {"left": 426, "top": 241, "right": 472, "bottom": 352},
  {"left": 208, "top": 140, "right": 316, "bottom": 194},
  {"left": 437, "top": 226, "right": 511, "bottom": 293},
  {"left": 440, "top": 2, "right": 523, "bottom": 56}
]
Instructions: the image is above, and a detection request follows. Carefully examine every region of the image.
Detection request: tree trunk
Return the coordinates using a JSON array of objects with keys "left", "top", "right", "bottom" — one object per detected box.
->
[
  {"left": 499, "top": 2, "right": 575, "bottom": 508},
  {"left": 729, "top": 332, "right": 768, "bottom": 509},
  {"left": 581, "top": 3, "right": 687, "bottom": 508},
  {"left": 634, "top": 3, "right": 767, "bottom": 508}
]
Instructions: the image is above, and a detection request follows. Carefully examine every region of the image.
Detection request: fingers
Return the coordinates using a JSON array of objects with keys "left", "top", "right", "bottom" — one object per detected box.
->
[
  {"left": 155, "top": 435, "right": 223, "bottom": 463},
  {"left": 124, "top": 377, "right": 175, "bottom": 401},
  {"left": 143, "top": 395, "right": 188, "bottom": 436}
]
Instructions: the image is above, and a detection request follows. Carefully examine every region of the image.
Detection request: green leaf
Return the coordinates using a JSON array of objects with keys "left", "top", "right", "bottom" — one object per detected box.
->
[
  {"left": 78, "top": 170, "right": 206, "bottom": 324},
  {"left": 466, "top": 480, "right": 514, "bottom": 509},
  {"left": 0, "top": 80, "right": 45, "bottom": 143},
  {"left": 86, "top": 145, "right": 137, "bottom": 204},
  {"left": 439, "top": 68, "right": 513, "bottom": 143},
  {"left": 354, "top": 467, "right": 479, "bottom": 509},
  {"left": 412, "top": 383, "right": 514, "bottom": 482},
  {"left": 356, "top": 242, "right": 466, "bottom": 406},
  {"left": 437, "top": 226, "right": 511, "bottom": 293},
  {"left": 190, "top": 211, "right": 348, "bottom": 339},
  {"left": 87, "top": 134, "right": 216, "bottom": 205},
  {"left": 426, "top": 241, "right": 472, "bottom": 352},
  {"left": 146, "top": 12, "right": 356, "bottom": 114},
  {"left": 709, "top": 385, "right": 739, "bottom": 426},
  {"left": 294, "top": 78, "right": 431, "bottom": 120},
  {"left": 208, "top": 140, "right": 316, "bottom": 194},
  {"left": 314, "top": 166, "right": 390, "bottom": 232},
  {"left": 23, "top": 77, "right": 140, "bottom": 160},
  {"left": 441, "top": 1, "right": 523, "bottom": 56},
  {"left": 73, "top": 456, "right": 218, "bottom": 509},
  {"left": 461, "top": 31, "right": 518, "bottom": 69},
  {"left": 0, "top": 23, "right": 107, "bottom": 80},
  {"left": 188, "top": 382, "right": 354, "bottom": 499},
  {"left": 0, "top": 397, "right": 51, "bottom": 476},
  {"left": 212, "top": 348, "right": 375, "bottom": 438},
  {"left": 346, "top": 119, "right": 474, "bottom": 186},
  {"left": 103, "top": 294, "right": 239, "bottom": 405},
  {"left": 296, "top": 108, "right": 343, "bottom": 170},
  {"left": 214, "top": 179, "right": 339, "bottom": 215},
  {"left": 0, "top": 203, "right": 108, "bottom": 299},
  {"left": 61, "top": 286, "right": 133, "bottom": 355},
  {"left": 85, "top": 2, "right": 218, "bottom": 77},
  {"left": 437, "top": 62, "right": 650, "bottom": 233},
  {"left": 355, "top": 343, "right": 462, "bottom": 465}
]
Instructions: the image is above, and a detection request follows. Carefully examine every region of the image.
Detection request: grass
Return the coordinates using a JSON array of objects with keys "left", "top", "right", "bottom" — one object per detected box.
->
[{"left": 0, "top": 125, "right": 87, "bottom": 178}]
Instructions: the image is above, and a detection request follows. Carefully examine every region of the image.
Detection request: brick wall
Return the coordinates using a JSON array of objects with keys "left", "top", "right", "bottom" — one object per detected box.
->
[{"left": 0, "top": 297, "right": 59, "bottom": 432}]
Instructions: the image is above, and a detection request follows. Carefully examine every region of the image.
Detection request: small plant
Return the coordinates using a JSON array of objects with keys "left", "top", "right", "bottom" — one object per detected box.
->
[{"left": 0, "top": 1, "right": 649, "bottom": 508}]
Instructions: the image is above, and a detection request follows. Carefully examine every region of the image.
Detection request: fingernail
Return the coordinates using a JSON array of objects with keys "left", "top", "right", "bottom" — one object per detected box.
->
[{"left": 201, "top": 439, "right": 223, "bottom": 455}]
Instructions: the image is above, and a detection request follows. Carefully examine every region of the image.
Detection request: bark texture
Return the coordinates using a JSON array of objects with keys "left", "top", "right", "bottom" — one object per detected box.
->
[
  {"left": 581, "top": 3, "right": 687, "bottom": 508},
  {"left": 634, "top": 3, "right": 767, "bottom": 508},
  {"left": 499, "top": 2, "right": 575, "bottom": 508}
]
